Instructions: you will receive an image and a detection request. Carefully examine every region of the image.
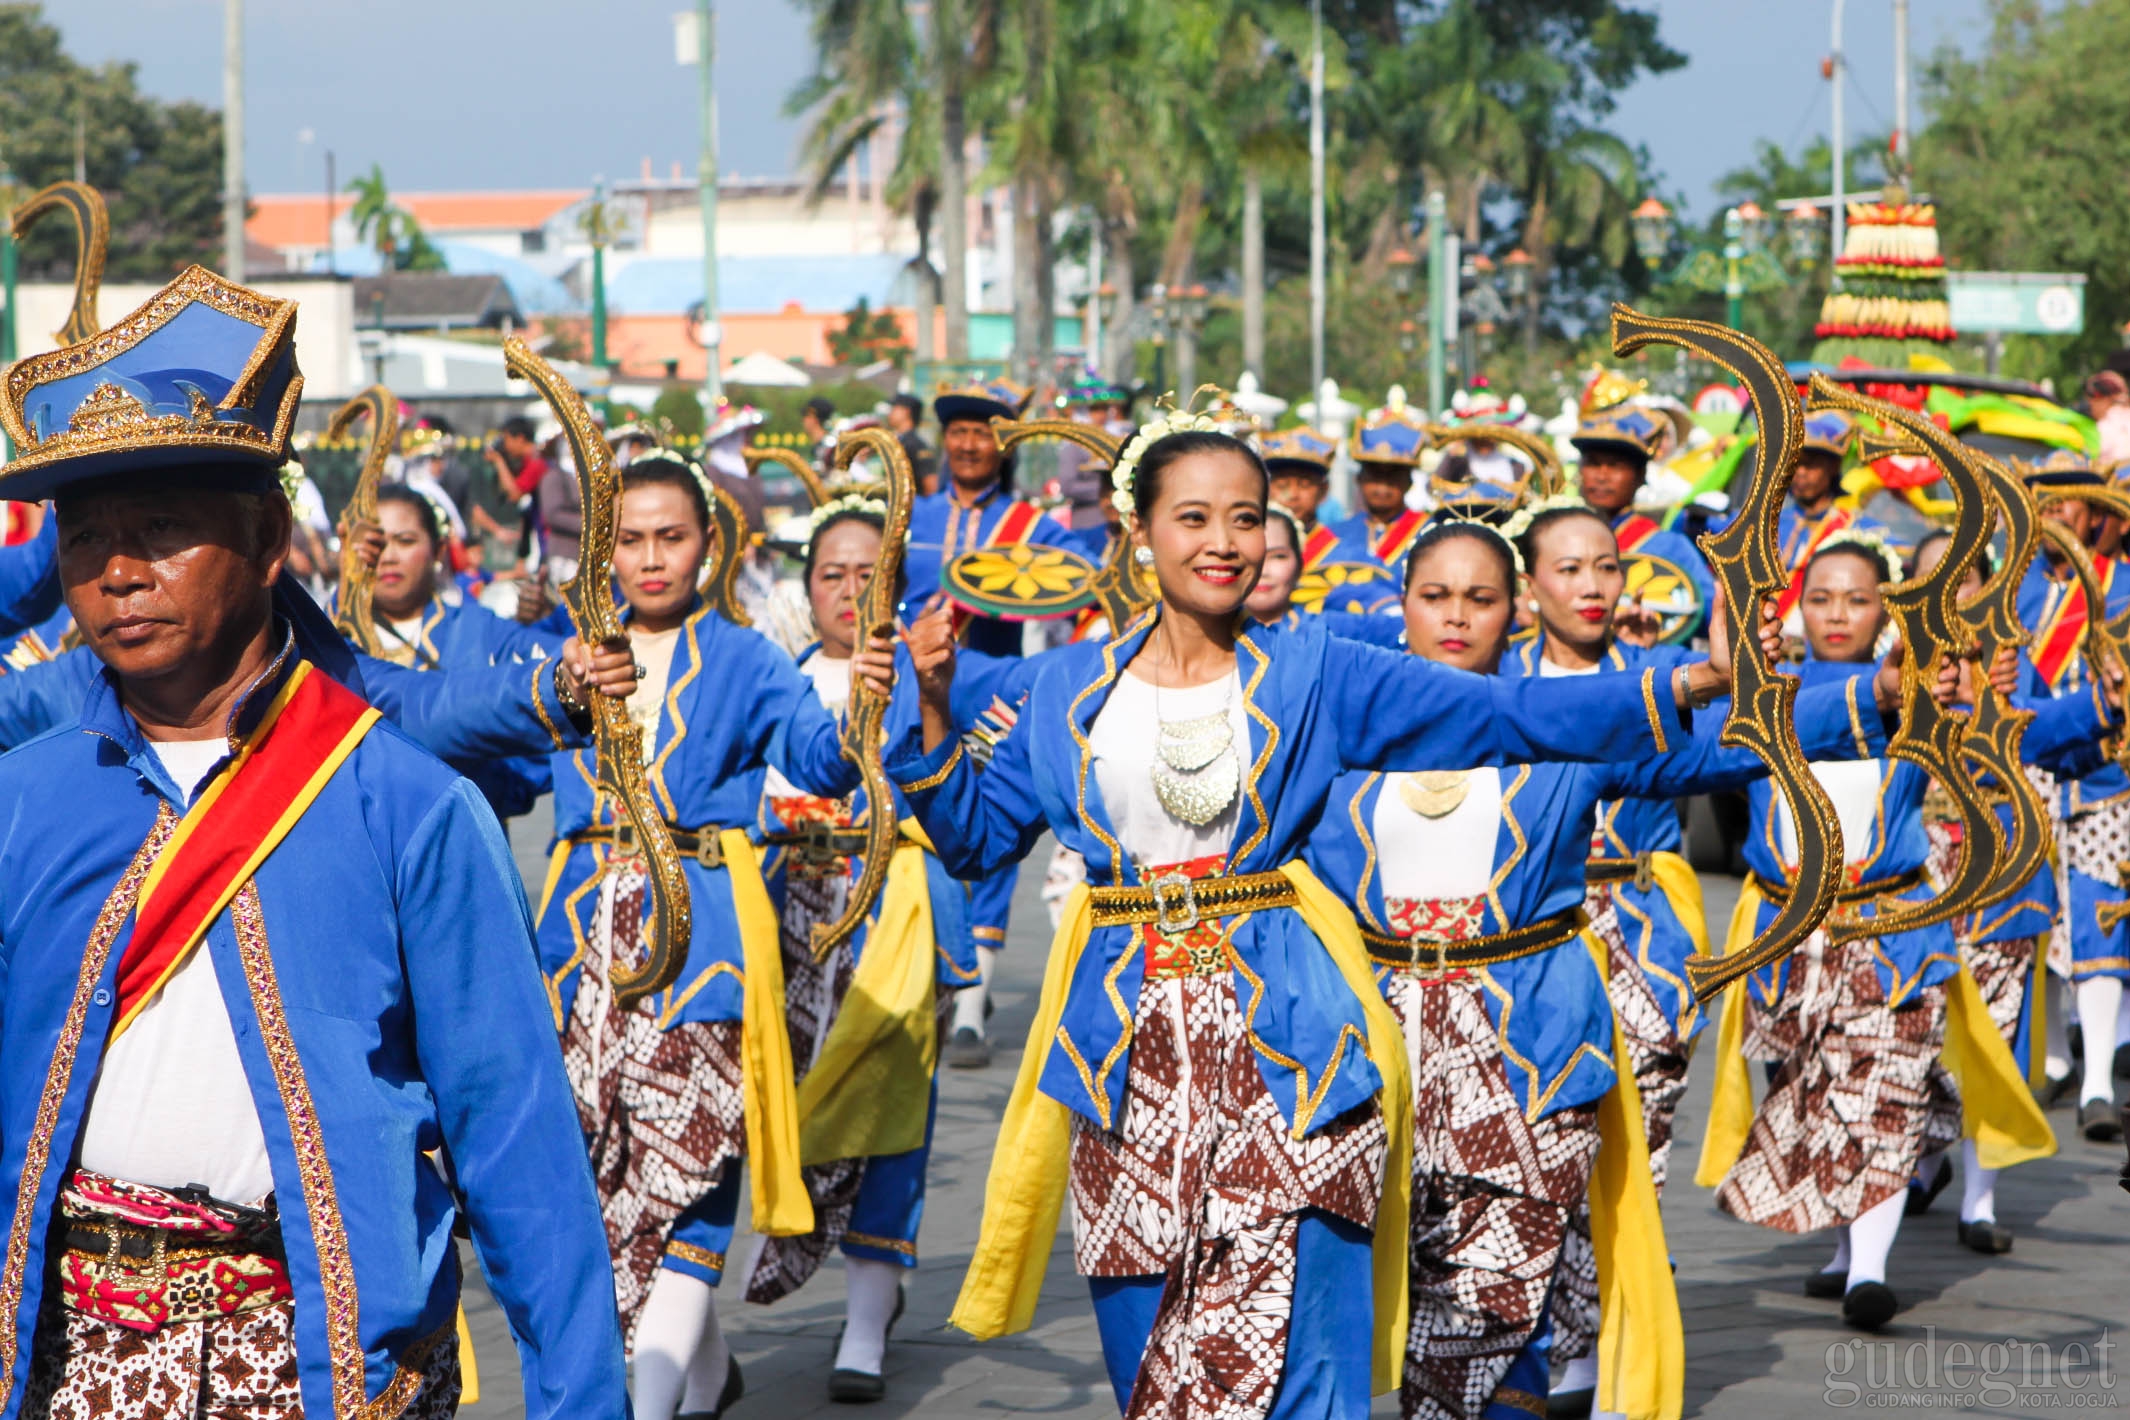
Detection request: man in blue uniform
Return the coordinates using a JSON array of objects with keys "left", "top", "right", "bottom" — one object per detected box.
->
[
  {"left": 1328, "top": 392, "right": 1428, "bottom": 578},
  {"left": 1571, "top": 405, "right": 1716, "bottom": 644},
  {"left": 0, "top": 267, "right": 626, "bottom": 1419}
]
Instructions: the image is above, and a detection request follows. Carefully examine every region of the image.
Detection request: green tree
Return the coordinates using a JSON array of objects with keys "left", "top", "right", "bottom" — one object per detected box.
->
[
  {"left": 1916, "top": 0, "right": 2130, "bottom": 384},
  {"left": 0, "top": 3, "right": 223, "bottom": 282},
  {"left": 346, "top": 162, "right": 444, "bottom": 272},
  {"left": 827, "top": 297, "right": 913, "bottom": 367}
]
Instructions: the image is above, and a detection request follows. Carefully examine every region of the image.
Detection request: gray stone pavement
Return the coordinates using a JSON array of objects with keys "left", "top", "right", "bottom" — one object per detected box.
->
[{"left": 467, "top": 813, "right": 2130, "bottom": 1417}]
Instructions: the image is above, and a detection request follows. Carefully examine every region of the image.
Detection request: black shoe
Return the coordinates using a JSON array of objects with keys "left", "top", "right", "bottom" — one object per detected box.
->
[
  {"left": 1546, "top": 1387, "right": 1594, "bottom": 1419},
  {"left": 1804, "top": 1269, "right": 1848, "bottom": 1300},
  {"left": 827, "top": 1284, "right": 906, "bottom": 1404},
  {"left": 2081, "top": 1098, "right": 2124, "bottom": 1142},
  {"left": 1842, "top": 1281, "right": 1898, "bottom": 1331},
  {"left": 944, "top": 1026, "right": 991, "bottom": 1069},
  {"left": 1904, "top": 1154, "right": 1951, "bottom": 1215},
  {"left": 2116, "top": 1042, "right": 2130, "bottom": 1080},
  {"left": 676, "top": 1355, "right": 743, "bottom": 1420},
  {"left": 1958, "top": 1219, "right": 2013, "bottom": 1254},
  {"left": 2039, "top": 1070, "right": 2079, "bottom": 1108}
]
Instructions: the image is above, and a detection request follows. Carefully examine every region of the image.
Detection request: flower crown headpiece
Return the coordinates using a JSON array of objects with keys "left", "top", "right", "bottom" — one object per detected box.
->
[
  {"left": 1496, "top": 491, "right": 1593, "bottom": 545},
  {"left": 1110, "top": 385, "right": 1228, "bottom": 518},
  {"left": 1815, "top": 525, "right": 1897, "bottom": 573},
  {"left": 802, "top": 492, "right": 889, "bottom": 551}
]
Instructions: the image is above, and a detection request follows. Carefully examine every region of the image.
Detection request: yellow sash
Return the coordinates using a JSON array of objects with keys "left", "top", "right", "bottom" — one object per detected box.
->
[
  {"left": 947, "top": 862, "right": 1414, "bottom": 1394},
  {"left": 1942, "top": 962, "right": 2056, "bottom": 1170},
  {"left": 1583, "top": 935, "right": 1686, "bottom": 1420},
  {"left": 723, "top": 828, "right": 814, "bottom": 1236},
  {"left": 797, "top": 823, "right": 940, "bottom": 1165},
  {"left": 1694, "top": 877, "right": 1764, "bottom": 1188}
]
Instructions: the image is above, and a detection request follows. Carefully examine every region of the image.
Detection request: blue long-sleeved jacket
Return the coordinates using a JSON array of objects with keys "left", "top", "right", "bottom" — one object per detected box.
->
[
  {"left": 0, "top": 640, "right": 626, "bottom": 1420},
  {"left": 884, "top": 612, "right": 1689, "bottom": 1137},
  {"left": 0, "top": 522, "right": 59, "bottom": 638}
]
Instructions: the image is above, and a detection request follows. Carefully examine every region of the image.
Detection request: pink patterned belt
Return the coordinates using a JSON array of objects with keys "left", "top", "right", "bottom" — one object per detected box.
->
[{"left": 55, "top": 1170, "right": 291, "bottom": 1332}]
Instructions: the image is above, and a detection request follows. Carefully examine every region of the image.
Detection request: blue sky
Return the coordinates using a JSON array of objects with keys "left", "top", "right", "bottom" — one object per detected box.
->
[{"left": 55, "top": 0, "right": 1996, "bottom": 216}]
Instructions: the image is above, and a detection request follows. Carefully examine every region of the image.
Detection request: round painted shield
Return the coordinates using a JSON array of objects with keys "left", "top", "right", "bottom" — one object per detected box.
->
[
  {"left": 1622, "top": 550, "right": 1701, "bottom": 644},
  {"left": 943, "top": 543, "right": 1098, "bottom": 621},
  {"left": 1295, "top": 560, "right": 1401, "bottom": 616}
]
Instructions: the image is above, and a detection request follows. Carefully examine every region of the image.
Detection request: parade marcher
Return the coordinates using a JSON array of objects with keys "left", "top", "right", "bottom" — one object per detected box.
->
[
  {"left": 738, "top": 498, "right": 977, "bottom": 1403},
  {"left": 536, "top": 452, "right": 861, "bottom": 1420},
  {"left": 855, "top": 421, "right": 1738, "bottom": 1420},
  {"left": 0, "top": 266, "right": 626, "bottom": 1419},
  {"left": 1772, "top": 411, "right": 1885, "bottom": 630},
  {"left": 1330, "top": 393, "right": 1428, "bottom": 577},
  {"left": 1308, "top": 514, "right": 1906, "bottom": 1420},
  {"left": 1260, "top": 426, "right": 1344, "bottom": 570},
  {"left": 2014, "top": 453, "right": 2130, "bottom": 1141},
  {"left": 1569, "top": 407, "right": 1715, "bottom": 643}
]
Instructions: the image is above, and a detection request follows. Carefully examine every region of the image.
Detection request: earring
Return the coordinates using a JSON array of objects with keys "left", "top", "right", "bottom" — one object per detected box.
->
[{"left": 1134, "top": 546, "right": 1155, "bottom": 567}]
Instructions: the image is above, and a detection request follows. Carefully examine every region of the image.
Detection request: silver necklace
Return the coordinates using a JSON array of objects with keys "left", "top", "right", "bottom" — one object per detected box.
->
[{"left": 1149, "top": 633, "right": 1240, "bottom": 827}]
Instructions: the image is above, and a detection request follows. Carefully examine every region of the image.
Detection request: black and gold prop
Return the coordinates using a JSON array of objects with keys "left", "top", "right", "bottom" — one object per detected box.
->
[
  {"left": 504, "top": 337, "right": 693, "bottom": 1007},
  {"left": 989, "top": 415, "right": 1154, "bottom": 631},
  {"left": 1419, "top": 420, "right": 1568, "bottom": 503},
  {"left": 700, "top": 481, "right": 753, "bottom": 627},
  {"left": 1806, "top": 375, "right": 2001, "bottom": 942},
  {"left": 807, "top": 427, "right": 916, "bottom": 960},
  {"left": 1612, "top": 306, "right": 1844, "bottom": 1001},
  {"left": 10, "top": 181, "right": 108, "bottom": 344},
  {"left": 1294, "top": 559, "right": 1401, "bottom": 615},
  {"left": 943, "top": 542, "right": 1099, "bottom": 620},
  {"left": 325, "top": 386, "right": 400, "bottom": 658}
]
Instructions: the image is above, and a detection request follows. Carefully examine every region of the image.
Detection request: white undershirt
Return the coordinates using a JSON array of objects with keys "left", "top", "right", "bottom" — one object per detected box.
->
[
  {"left": 627, "top": 624, "right": 685, "bottom": 766},
  {"left": 1088, "top": 670, "right": 1247, "bottom": 870},
  {"left": 1375, "top": 768, "right": 1504, "bottom": 900},
  {"left": 1777, "top": 760, "right": 1886, "bottom": 868},
  {"left": 76, "top": 739, "right": 276, "bottom": 1204},
  {"left": 1537, "top": 656, "right": 1602, "bottom": 678}
]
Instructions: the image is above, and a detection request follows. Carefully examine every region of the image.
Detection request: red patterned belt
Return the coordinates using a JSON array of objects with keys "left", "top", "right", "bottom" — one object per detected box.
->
[
  {"left": 55, "top": 1171, "right": 291, "bottom": 1332},
  {"left": 1089, "top": 855, "right": 1299, "bottom": 980}
]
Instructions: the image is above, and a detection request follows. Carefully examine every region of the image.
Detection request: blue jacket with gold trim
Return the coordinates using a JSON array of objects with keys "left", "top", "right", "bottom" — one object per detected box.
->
[
  {"left": 884, "top": 613, "right": 1689, "bottom": 1137},
  {"left": 0, "top": 645, "right": 625, "bottom": 1420}
]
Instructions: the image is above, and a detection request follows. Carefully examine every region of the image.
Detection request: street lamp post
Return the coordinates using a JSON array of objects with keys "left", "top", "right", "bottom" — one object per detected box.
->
[
  {"left": 1722, "top": 208, "right": 1744, "bottom": 330},
  {"left": 1172, "top": 284, "right": 1208, "bottom": 397},
  {"left": 1147, "top": 283, "right": 1170, "bottom": 396},
  {"left": 1425, "top": 190, "right": 1449, "bottom": 416}
]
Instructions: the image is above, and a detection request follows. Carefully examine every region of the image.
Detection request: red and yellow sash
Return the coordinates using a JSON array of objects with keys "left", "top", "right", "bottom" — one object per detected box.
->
[
  {"left": 1302, "top": 524, "right": 1342, "bottom": 571},
  {"left": 1614, "top": 514, "right": 1660, "bottom": 555},
  {"left": 1773, "top": 507, "right": 1853, "bottom": 619},
  {"left": 988, "top": 500, "right": 1043, "bottom": 549},
  {"left": 114, "top": 663, "right": 380, "bottom": 1038},
  {"left": 2032, "top": 562, "right": 2111, "bottom": 687},
  {"left": 1372, "top": 509, "right": 1426, "bottom": 565}
]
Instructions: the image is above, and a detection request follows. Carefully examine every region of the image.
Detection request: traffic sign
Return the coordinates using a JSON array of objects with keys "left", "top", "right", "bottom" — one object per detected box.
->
[{"left": 1947, "top": 272, "right": 2087, "bottom": 335}]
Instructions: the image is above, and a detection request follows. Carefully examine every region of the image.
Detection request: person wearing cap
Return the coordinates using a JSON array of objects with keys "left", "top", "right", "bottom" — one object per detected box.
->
[
  {"left": 1773, "top": 410, "right": 1885, "bottom": 632},
  {"left": 1051, "top": 377, "right": 1129, "bottom": 534},
  {"left": 2016, "top": 451, "right": 2130, "bottom": 1144},
  {"left": 1569, "top": 406, "right": 1715, "bottom": 642},
  {"left": 0, "top": 267, "right": 627, "bottom": 1418},
  {"left": 1261, "top": 426, "right": 1341, "bottom": 557},
  {"left": 1329, "top": 395, "right": 1428, "bottom": 577}
]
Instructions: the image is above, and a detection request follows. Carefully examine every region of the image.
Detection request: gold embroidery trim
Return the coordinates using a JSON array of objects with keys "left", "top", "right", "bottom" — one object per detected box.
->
[
  {"left": 1641, "top": 667, "right": 1669, "bottom": 753},
  {"left": 664, "top": 1241, "right": 727, "bottom": 1272},
  {"left": 529, "top": 661, "right": 567, "bottom": 750},
  {"left": 843, "top": 1231, "right": 917, "bottom": 1258},
  {"left": 900, "top": 742, "right": 963, "bottom": 794}
]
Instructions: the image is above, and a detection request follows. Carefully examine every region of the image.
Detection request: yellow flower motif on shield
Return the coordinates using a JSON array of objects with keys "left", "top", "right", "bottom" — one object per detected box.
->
[
  {"left": 961, "top": 545, "right": 1084, "bottom": 600},
  {"left": 1623, "top": 554, "right": 1698, "bottom": 642},
  {"left": 1292, "top": 561, "right": 1391, "bottom": 613}
]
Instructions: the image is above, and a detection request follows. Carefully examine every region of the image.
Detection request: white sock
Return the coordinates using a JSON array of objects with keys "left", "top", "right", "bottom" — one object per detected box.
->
[
  {"left": 2076, "top": 976, "right": 2124, "bottom": 1104},
  {"left": 1844, "top": 1187, "right": 1906, "bottom": 1288},
  {"left": 633, "top": 1268, "right": 720, "bottom": 1420},
  {"left": 834, "top": 1257, "right": 904, "bottom": 1375},
  {"left": 1821, "top": 1231, "right": 1851, "bottom": 1276},
  {"left": 2046, "top": 972, "right": 2073, "bottom": 1081},
  {"left": 1552, "top": 1352, "right": 1598, "bottom": 1396},
  {"left": 950, "top": 945, "right": 1000, "bottom": 1035},
  {"left": 678, "top": 1306, "right": 733, "bottom": 1415},
  {"left": 1959, "top": 1138, "right": 1997, "bottom": 1225}
]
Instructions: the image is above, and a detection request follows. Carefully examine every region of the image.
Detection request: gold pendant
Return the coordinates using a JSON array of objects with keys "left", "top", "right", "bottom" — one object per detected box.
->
[{"left": 1397, "top": 770, "right": 1472, "bottom": 819}]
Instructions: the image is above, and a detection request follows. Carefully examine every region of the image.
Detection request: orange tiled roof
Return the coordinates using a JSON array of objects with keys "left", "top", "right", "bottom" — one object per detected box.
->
[{"left": 247, "top": 189, "right": 587, "bottom": 249}]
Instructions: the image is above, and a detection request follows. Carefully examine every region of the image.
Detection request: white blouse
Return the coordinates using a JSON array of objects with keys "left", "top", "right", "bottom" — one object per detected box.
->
[
  {"left": 1088, "top": 669, "right": 1248, "bottom": 872},
  {"left": 1374, "top": 768, "right": 1504, "bottom": 901}
]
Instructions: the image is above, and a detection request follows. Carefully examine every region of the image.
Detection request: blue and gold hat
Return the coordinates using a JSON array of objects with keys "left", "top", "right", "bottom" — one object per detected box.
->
[
  {"left": 1569, "top": 406, "right": 1667, "bottom": 465},
  {"left": 2022, "top": 448, "right": 2106, "bottom": 490},
  {"left": 1800, "top": 410, "right": 1857, "bottom": 460},
  {"left": 934, "top": 376, "right": 1032, "bottom": 428},
  {"left": 1350, "top": 388, "right": 1429, "bottom": 468},
  {"left": 1260, "top": 426, "right": 1337, "bottom": 480},
  {"left": 0, "top": 266, "right": 303, "bottom": 502}
]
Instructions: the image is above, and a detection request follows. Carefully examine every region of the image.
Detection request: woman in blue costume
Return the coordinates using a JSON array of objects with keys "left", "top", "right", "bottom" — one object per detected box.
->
[
  {"left": 856, "top": 424, "right": 1730, "bottom": 1420},
  {"left": 1305, "top": 517, "right": 1903, "bottom": 1420},
  {"left": 737, "top": 497, "right": 977, "bottom": 1403},
  {"left": 537, "top": 453, "right": 860, "bottom": 1420}
]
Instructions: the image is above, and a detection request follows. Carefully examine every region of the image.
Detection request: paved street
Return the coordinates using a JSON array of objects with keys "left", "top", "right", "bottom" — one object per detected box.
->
[{"left": 467, "top": 816, "right": 2130, "bottom": 1417}]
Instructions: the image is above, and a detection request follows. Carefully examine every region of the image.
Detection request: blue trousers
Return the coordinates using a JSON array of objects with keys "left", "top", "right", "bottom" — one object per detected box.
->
[{"left": 1086, "top": 1211, "right": 1371, "bottom": 1419}]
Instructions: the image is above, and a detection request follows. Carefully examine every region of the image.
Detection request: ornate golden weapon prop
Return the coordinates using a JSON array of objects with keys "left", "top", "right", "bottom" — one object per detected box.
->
[
  {"left": 325, "top": 387, "right": 400, "bottom": 658},
  {"left": 1418, "top": 421, "right": 1568, "bottom": 500},
  {"left": 988, "top": 415, "right": 1152, "bottom": 630},
  {"left": 504, "top": 337, "right": 693, "bottom": 1007},
  {"left": 807, "top": 427, "right": 917, "bottom": 960},
  {"left": 744, "top": 444, "right": 833, "bottom": 507},
  {"left": 1612, "top": 306, "right": 1844, "bottom": 1001},
  {"left": 699, "top": 480, "right": 753, "bottom": 626},
  {"left": 1806, "top": 377, "right": 2000, "bottom": 941},
  {"left": 10, "top": 181, "right": 108, "bottom": 343}
]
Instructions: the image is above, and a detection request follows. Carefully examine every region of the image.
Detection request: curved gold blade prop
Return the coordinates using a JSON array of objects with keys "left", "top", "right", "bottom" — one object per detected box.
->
[
  {"left": 1805, "top": 375, "right": 2002, "bottom": 943},
  {"left": 698, "top": 481, "right": 753, "bottom": 627},
  {"left": 808, "top": 427, "right": 917, "bottom": 960},
  {"left": 988, "top": 415, "right": 1152, "bottom": 632},
  {"left": 504, "top": 336, "right": 693, "bottom": 1008},
  {"left": 10, "top": 181, "right": 109, "bottom": 344},
  {"left": 744, "top": 443, "right": 833, "bottom": 507},
  {"left": 1419, "top": 421, "right": 1568, "bottom": 500},
  {"left": 1611, "top": 306, "right": 1843, "bottom": 1001},
  {"left": 325, "top": 386, "right": 401, "bottom": 658}
]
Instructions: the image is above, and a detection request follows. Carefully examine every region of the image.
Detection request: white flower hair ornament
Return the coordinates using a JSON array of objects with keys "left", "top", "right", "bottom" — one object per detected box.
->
[
  {"left": 1110, "top": 386, "right": 1230, "bottom": 517},
  {"left": 1814, "top": 525, "right": 1898, "bottom": 575},
  {"left": 1496, "top": 490, "right": 1596, "bottom": 545},
  {"left": 801, "top": 492, "right": 890, "bottom": 553}
]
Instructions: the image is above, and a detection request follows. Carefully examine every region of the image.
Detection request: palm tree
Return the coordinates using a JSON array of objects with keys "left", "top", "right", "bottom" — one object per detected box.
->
[{"left": 347, "top": 163, "right": 402, "bottom": 266}]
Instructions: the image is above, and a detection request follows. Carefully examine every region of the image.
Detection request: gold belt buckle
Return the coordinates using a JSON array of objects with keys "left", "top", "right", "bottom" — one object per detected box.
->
[
  {"left": 1149, "top": 873, "right": 1201, "bottom": 937},
  {"left": 609, "top": 821, "right": 638, "bottom": 858},
  {"left": 696, "top": 832, "right": 724, "bottom": 869},
  {"left": 102, "top": 1223, "right": 166, "bottom": 1284},
  {"left": 1634, "top": 852, "right": 1657, "bottom": 893},
  {"left": 1412, "top": 934, "right": 1449, "bottom": 980}
]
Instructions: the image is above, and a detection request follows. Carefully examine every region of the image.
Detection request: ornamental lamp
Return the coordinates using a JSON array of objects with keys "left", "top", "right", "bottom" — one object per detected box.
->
[
  {"left": 1503, "top": 248, "right": 1533, "bottom": 301},
  {"left": 1631, "top": 197, "right": 1673, "bottom": 270},
  {"left": 1785, "top": 203, "right": 1825, "bottom": 268},
  {"left": 1734, "top": 200, "right": 1768, "bottom": 255},
  {"left": 1097, "top": 282, "right": 1118, "bottom": 323},
  {"left": 1387, "top": 246, "right": 1417, "bottom": 297}
]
